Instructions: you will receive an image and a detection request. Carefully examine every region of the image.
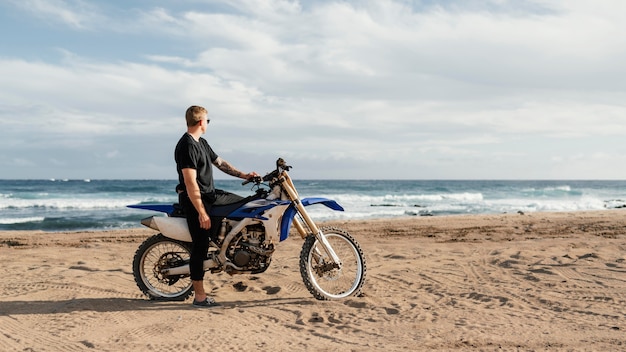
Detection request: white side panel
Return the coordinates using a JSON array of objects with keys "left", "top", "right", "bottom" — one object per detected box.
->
[
  {"left": 153, "top": 216, "right": 192, "bottom": 242},
  {"left": 262, "top": 204, "right": 290, "bottom": 243}
]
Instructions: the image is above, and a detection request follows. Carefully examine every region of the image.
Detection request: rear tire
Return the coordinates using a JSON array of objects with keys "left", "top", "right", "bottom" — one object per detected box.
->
[
  {"left": 299, "top": 227, "right": 366, "bottom": 300},
  {"left": 132, "top": 234, "right": 193, "bottom": 301}
]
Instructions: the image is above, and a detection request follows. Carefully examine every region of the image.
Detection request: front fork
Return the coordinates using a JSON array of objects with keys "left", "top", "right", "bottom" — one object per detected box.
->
[{"left": 279, "top": 173, "right": 343, "bottom": 268}]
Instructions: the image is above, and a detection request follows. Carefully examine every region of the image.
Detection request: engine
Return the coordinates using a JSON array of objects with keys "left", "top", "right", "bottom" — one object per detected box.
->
[{"left": 225, "top": 223, "right": 275, "bottom": 274}]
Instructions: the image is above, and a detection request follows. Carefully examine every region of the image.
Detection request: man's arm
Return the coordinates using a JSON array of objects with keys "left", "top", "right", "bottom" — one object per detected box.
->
[
  {"left": 213, "top": 157, "right": 256, "bottom": 179},
  {"left": 181, "top": 168, "right": 211, "bottom": 230}
]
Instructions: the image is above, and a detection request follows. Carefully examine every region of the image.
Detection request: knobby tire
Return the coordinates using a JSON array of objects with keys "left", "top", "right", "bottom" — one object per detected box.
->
[
  {"left": 299, "top": 227, "right": 367, "bottom": 300},
  {"left": 132, "top": 233, "right": 194, "bottom": 301}
]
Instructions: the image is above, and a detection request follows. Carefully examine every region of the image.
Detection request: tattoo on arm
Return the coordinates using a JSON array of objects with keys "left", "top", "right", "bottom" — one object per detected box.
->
[{"left": 214, "top": 157, "right": 244, "bottom": 178}]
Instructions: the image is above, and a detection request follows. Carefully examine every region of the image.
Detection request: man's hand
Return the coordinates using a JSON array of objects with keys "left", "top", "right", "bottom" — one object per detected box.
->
[
  {"left": 199, "top": 212, "right": 211, "bottom": 230},
  {"left": 244, "top": 172, "right": 260, "bottom": 180}
]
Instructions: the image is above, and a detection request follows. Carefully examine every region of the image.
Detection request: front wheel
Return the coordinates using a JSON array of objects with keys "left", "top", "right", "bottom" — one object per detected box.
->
[
  {"left": 299, "top": 227, "right": 366, "bottom": 300},
  {"left": 132, "top": 234, "right": 193, "bottom": 301}
]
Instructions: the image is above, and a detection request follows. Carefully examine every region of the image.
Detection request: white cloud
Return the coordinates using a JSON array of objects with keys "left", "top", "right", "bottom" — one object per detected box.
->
[{"left": 1, "top": 0, "right": 626, "bottom": 178}]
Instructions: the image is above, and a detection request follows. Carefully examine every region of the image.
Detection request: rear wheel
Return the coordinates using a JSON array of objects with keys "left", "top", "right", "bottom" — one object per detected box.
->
[
  {"left": 132, "top": 234, "right": 193, "bottom": 301},
  {"left": 299, "top": 227, "right": 366, "bottom": 300}
]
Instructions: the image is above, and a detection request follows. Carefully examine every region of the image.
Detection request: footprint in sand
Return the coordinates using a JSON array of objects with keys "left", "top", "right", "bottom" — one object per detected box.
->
[
  {"left": 262, "top": 286, "right": 281, "bottom": 295},
  {"left": 233, "top": 282, "right": 248, "bottom": 292}
]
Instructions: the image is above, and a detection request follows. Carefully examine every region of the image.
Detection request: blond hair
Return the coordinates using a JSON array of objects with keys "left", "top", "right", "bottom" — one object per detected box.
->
[{"left": 185, "top": 105, "right": 208, "bottom": 127}]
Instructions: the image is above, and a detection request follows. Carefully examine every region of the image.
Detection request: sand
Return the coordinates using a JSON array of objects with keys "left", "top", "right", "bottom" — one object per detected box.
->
[{"left": 1, "top": 210, "right": 625, "bottom": 351}]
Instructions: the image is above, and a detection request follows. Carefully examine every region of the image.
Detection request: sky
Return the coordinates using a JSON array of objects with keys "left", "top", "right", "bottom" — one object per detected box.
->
[{"left": 1, "top": 0, "right": 625, "bottom": 180}]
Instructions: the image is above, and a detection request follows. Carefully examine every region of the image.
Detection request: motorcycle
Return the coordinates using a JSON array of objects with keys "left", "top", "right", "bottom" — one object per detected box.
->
[{"left": 128, "top": 158, "right": 366, "bottom": 301}]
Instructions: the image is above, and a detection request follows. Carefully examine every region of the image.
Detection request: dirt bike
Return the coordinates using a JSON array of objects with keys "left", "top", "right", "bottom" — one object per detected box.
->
[{"left": 128, "top": 158, "right": 366, "bottom": 301}]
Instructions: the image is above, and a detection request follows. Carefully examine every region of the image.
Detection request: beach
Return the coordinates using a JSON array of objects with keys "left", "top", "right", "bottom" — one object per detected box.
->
[{"left": 1, "top": 210, "right": 625, "bottom": 351}]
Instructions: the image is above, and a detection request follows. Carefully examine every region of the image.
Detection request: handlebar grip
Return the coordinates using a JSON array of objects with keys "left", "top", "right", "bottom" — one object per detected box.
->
[{"left": 242, "top": 175, "right": 262, "bottom": 186}]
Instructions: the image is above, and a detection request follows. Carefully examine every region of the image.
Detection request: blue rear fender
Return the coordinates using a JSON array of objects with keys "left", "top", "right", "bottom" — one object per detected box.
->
[
  {"left": 279, "top": 197, "right": 344, "bottom": 241},
  {"left": 127, "top": 204, "right": 174, "bottom": 214}
]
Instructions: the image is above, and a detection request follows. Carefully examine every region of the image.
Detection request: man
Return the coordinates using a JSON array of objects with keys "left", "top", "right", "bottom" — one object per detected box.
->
[{"left": 175, "top": 105, "right": 258, "bottom": 308}]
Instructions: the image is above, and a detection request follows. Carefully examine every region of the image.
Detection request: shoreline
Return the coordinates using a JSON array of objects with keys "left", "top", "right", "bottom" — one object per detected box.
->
[
  {"left": 1, "top": 208, "right": 624, "bottom": 237},
  {"left": 1, "top": 210, "right": 625, "bottom": 351}
]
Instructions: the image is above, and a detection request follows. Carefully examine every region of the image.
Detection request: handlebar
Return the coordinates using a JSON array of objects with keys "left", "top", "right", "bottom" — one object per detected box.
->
[{"left": 241, "top": 158, "right": 292, "bottom": 186}]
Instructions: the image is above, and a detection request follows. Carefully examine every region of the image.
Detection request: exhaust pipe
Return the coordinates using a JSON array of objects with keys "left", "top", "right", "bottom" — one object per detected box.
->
[{"left": 162, "top": 258, "right": 218, "bottom": 276}]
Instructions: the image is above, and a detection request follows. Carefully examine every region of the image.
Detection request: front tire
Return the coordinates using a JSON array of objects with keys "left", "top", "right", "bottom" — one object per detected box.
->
[
  {"left": 132, "top": 234, "right": 193, "bottom": 301},
  {"left": 299, "top": 227, "right": 366, "bottom": 300}
]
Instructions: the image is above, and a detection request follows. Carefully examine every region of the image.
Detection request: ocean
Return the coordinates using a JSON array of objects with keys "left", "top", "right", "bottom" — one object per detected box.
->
[{"left": 1, "top": 179, "right": 625, "bottom": 232}]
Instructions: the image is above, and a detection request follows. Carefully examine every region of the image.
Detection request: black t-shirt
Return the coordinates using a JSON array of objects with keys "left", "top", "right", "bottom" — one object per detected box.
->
[{"left": 174, "top": 133, "right": 218, "bottom": 195}]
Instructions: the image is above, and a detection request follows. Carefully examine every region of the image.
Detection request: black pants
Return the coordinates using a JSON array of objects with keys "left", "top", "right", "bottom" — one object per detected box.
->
[{"left": 181, "top": 190, "right": 244, "bottom": 281}]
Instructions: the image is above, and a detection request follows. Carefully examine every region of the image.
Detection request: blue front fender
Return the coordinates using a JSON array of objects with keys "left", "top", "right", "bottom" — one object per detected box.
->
[{"left": 279, "top": 197, "right": 344, "bottom": 241}]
